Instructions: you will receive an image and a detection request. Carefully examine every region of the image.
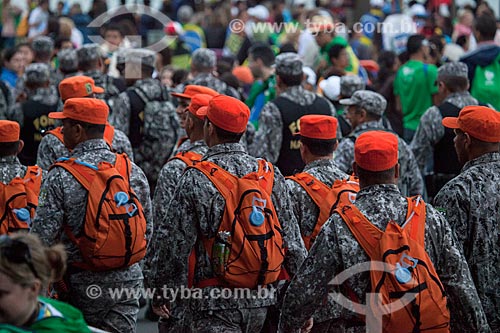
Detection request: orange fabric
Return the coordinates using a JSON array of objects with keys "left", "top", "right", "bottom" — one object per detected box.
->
[
  {"left": 0, "top": 166, "right": 42, "bottom": 235},
  {"left": 197, "top": 95, "right": 250, "bottom": 133},
  {"left": 297, "top": 115, "right": 338, "bottom": 140},
  {"left": 188, "top": 94, "right": 214, "bottom": 120},
  {"left": 360, "top": 60, "right": 380, "bottom": 73},
  {"left": 232, "top": 66, "right": 254, "bottom": 85},
  {"left": 288, "top": 173, "right": 359, "bottom": 250},
  {"left": 188, "top": 159, "right": 285, "bottom": 289},
  {"left": 52, "top": 154, "right": 147, "bottom": 271},
  {"left": 50, "top": 98, "right": 109, "bottom": 125},
  {"left": 355, "top": 131, "right": 398, "bottom": 172},
  {"left": 0, "top": 120, "right": 20, "bottom": 143},
  {"left": 442, "top": 105, "right": 500, "bottom": 142},
  {"left": 336, "top": 196, "right": 450, "bottom": 332},
  {"left": 169, "top": 151, "right": 202, "bottom": 166},
  {"left": 58, "top": 76, "right": 104, "bottom": 101},
  {"left": 171, "top": 85, "right": 218, "bottom": 100},
  {"left": 48, "top": 123, "right": 114, "bottom": 149}
]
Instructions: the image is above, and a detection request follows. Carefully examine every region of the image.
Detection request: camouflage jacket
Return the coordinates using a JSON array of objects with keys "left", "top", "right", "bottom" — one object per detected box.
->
[
  {"left": 150, "top": 143, "right": 307, "bottom": 311},
  {"left": 189, "top": 72, "right": 241, "bottom": 99},
  {"left": 6, "top": 87, "right": 59, "bottom": 127},
  {"left": 334, "top": 120, "right": 424, "bottom": 197},
  {"left": 433, "top": 152, "right": 500, "bottom": 330},
  {"left": 279, "top": 184, "right": 490, "bottom": 333},
  {"left": 83, "top": 70, "right": 125, "bottom": 102},
  {"left": 249, "top": 86, "right": 336, "bottom": 163},
  {"left": 410, "top": 92, "right": 478, "bottom": 173},
  {"left": 31, "top": 139, "right": 153, "bottom": 284},
  {"left": 0, "top": 156, "right": 28, "bottom": 183},
  {"left": 36, "top": 127, "right": 134, "bottom": 170}
]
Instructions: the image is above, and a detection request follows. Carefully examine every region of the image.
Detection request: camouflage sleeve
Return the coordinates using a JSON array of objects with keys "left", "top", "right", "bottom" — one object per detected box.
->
[
  {"left": 272, "top": 169, "right": 307, "bottom": 277},
  {"left": 425, "top": 205, "right": 491, "bottom": 332},
  {"left": 112, "top": 129, "right": 135, "bottom": 162},
  {"left": 31, "top": 168, "right": 66, "bottom": 245},
  {"left": 278, "top": 215, "right": 342, "bottom": 332},
  {"left": 249, "top": 102, "right": 283, "bottom": 162},
  {"left": 399, "top": 141, "right": 425, "bottom": 196},
  {"left": 324, "top": 98, "right": 343, "bottom": 140},
  {"left": 333, "top": 139, "right": 355, "bottom": 174},
  {"left": 0, "top": 86, "right": 11, "bottom": 120},
  {"left": 410, "top": 107, "right": 443, "bottom": 172},
  {"left": 36, "top": 134, "right": 69, "bottom": 170},
  {"left": 6, "top": 103, "right": 24, "bottom": 127},
  {"left": 129, "top": 162, "right": 153, "bottom": 243},
  {"left": 108, "top": 91, "right": 131, "bottom": 135}
]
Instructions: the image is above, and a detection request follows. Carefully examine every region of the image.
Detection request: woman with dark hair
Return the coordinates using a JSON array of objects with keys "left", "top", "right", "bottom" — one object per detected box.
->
[{"left": 376, "top": 50, "right": 403, "bottom": 136}]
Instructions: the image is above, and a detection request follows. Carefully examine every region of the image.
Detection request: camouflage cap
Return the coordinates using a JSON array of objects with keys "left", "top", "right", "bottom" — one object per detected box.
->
[
  {"left": 77, "top": 43, "right": 103, "bottom": 63},
  {"left": 275, "top": 52, "right": 303, "bottom": 76},
  {"left": 58, "top": 49, "right": 78, "bottom": 72},
  {"left": 24, "top": 63, "right": 50, "bottom": 84},
  {"left": 340, "top": 75, "right": 366, "bottom": 98},
  {"left": 124, "top": 48, "right": 156, "bottom": 68},
  {"left": 32, "top": 36, "right": 54, "bottom": 54},
  {"left": 191, "top": 48, "right": 217, "bottom": 69},
  {"left": 339, "top": 90, "right": 387, "bottom": 116},
  {"left": 438, "top": 61, "right": 468, "bottom": 79}
]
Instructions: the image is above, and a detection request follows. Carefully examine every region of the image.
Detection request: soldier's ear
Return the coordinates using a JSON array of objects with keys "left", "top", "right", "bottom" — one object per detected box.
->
[
  {"left": 394, "top": 163, "right": 400, "bottom": 180},
  {"left": 17, "top": 140, "right": 24, "bottom": 155},
  {"left": 352, "top": 162, "right": 359, "bottom": 177}
]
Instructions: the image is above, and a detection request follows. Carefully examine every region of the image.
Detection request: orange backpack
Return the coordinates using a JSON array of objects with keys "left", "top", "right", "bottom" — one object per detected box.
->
[
  {"left": 168, "top": 151, "right": 202, "bottom": 166},
  {"left": 48, "top": 125, "right": 115, "bottom": 149},
  {"left": 52, "top": 154, "right": 147, "bottom": 271},
  {"left": 287, "top": 173, "right": 359, "bottom": 250},
  {"left": 0, "top": 166, "right": 42, "bottom": 235},
  {"left": 189, "top": 159, "right": 285, "bottom": 289},
  {"left": 336, "top": 196, "right": 450, "bottom": 333}
]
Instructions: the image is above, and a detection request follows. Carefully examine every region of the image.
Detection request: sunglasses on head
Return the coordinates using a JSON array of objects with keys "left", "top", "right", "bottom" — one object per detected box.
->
[{"left": 0, "top": 235, "right": 40, "bottom": 280}]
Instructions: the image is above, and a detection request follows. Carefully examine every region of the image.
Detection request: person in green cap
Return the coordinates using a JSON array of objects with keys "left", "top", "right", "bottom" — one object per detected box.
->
[{"left": 0, "top": 233, "right": 91, "bottom": 333}]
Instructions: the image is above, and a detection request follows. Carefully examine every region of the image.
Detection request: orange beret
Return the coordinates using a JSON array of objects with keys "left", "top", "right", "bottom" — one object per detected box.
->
[
  {"left": 188, "top": 94, "right": 214, "bottom": 120},
  {"left": 232, "top": 66, "right": 254, "bottom": 85},
  {"left": 442, "top": 105, "right": 500, "bottom": 142},
  {"left": 59, "top": 76, "right": 104, "bottom": 101},
  {"left": 197, "top": 95, "right": 249, "bottom": 133},
  {"left": 297, "top": 115, "right": 338, "bottom": 140},
  {"left": 171, "top": 85, "right": 218, "bottom": 100},
  {"left": 49, "top": 98, "right": 109, "bottom": 125},
  {"left": 355, "top": 131, "right": 398, "bottom": 172},
  {"left": 0, "top": 120, "right": 20, "bottom": 143}
]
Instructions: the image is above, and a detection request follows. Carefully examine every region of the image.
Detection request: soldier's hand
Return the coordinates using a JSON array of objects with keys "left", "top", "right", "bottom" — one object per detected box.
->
[
  {"left": 152, "top": 304, "right": 171, "bottom": 319},
  {"left": 300, "top": 318, "right": 313, "bottom": 333}
]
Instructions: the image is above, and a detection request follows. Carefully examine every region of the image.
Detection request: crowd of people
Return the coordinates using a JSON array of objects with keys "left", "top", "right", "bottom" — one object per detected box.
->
[{"left": 0, "top": 0, "right": 499, "bottom": 332}]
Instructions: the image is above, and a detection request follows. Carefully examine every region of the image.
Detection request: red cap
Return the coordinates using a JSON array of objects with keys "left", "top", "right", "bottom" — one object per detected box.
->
[
  {"left": 297, "top": 115, "right": 338, "bottom": 140},
  {"left": 232, "top": 66, "right": 254, "bottom": 85},
  {"left": 0, "top": 120, "right": 20, "bottom": 143},
  {"left": 188, "top": 94, "right": 213, "bottom": 120},
  {"left": 58, "top": 76, "right": 104, "bottom": 101},
  {"left": 197, "top": 95, "right": 250, "bottom": 133},
  {"left": 442, "top": 105, "right": 500, "bottom": 142},
  {"left": 171, "top": 85, "right": 218, "bottom": 100},
  {"left": 49, "top": 98, "right": 109, "bottom": 125},
  {"left": 355, "top": 131, "right": 398, "bottom": 172}
]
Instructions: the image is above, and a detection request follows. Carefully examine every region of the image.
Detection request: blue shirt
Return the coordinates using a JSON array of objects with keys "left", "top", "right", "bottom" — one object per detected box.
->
[{"left": 0, "top": 68, "right": 17, "bottom": 89}]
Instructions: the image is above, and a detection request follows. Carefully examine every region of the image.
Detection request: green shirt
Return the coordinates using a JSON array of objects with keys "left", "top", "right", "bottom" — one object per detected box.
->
[{"left": 394, "top": 60, "right": 438, "bottom": 131}]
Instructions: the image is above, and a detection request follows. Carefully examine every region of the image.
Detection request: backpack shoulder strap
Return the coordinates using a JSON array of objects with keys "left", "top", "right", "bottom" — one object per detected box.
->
[
  {"left": 403, "top": 195, "right": 426, "bottom": 246},
  {"left": 47, "top": 127, "right": 64, "bottom": 143},
  {"left": 189, "top": 161, "right": 239, "bottom": 199},
  {"left": 335, "top": 204, "right": 382, "bottom": 259},
  {"left": 51, "top": 158, "right": 97, "bottom": 191},
  {"left": 254, "top": 159, "right": 275, "bottom": 195},
  {"left": 114, "top": 153, "right": 131, "bottom": 184},
  {"left": 23, "top": 165, "right": 42, "bottom": 193},
  {"left": 169, "top": 151, "right": 202, "bottom": 166},
  {"left": 104, "top": 124, "right": 115, "bottom": 149},
  {"left": 287, "top": 172, "right": 332, "bottom": 209}
]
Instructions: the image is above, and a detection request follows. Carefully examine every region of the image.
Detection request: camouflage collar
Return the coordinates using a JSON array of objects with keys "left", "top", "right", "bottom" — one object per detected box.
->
[
  {"left": 353, "top": 120, "right": 384, "bottom": 133},
  {"left": 71, "top": 139, "right": 110, "bottom": 156},
  {"left": 205, "top": 143, "right": 246, "bottom": 159},
  {"left": 462, "top": 152, "right": 500, "bottom": 173},
  {"left": 280, "top": 85, "right": 305, "bottom": 98},
  {"left": 0, "top": 156, "right": 20, "bottom": 165},
  {"left": 356, "top": 184, "right": 400, "bottom": 201},
  {"left": 303, "top": 158, "right": 336, "bottom": 172}
]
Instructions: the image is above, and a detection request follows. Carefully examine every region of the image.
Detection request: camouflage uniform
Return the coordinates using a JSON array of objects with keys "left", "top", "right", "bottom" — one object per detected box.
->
[
  {"left": 31, "top": 139, "right": 153, "bottom": 333},
  {"left": 285, "top": 159, "right": 348, "bottom": 327},
  {"left": 433, "top": 152, "right": 500, "bottom": 331},
  {"left": 78, "top": 44, "right": 126, "bottom": 103},
  {"left": 410, "top": 63, "right": 479, "bottom": 173},
  {"left": 334, "top": 91, "right": 423, "bottom": 196},
  {"left": 150, "top": 143, "right": 307, "bottom": 331},
  {"left": 279, "top": 184, "right": 491, "bottom": 333},
  {"left": 108, "top": 49, "right": 179, "bottom": 190},
  {"left": 58, "top": 49, "right": 79, "bottom": 78},
  {"left": 0, "top": 81, "right": 14, "bottom": 120},
  {"left": 36, "top": 127, "right": 134, "bottom": 170},
  {"left": 0, "top": 156, "right": 28, "bottom": 183}
]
